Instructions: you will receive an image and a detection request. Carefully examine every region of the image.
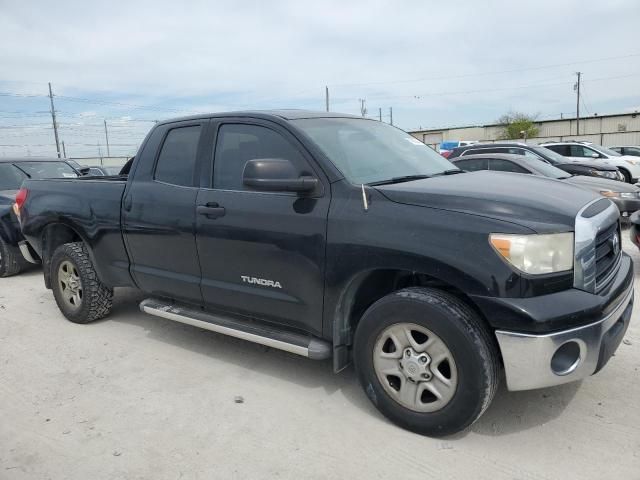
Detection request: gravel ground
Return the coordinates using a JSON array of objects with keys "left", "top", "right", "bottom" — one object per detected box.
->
[{"left": 1, "top": 234, "right": 639, "bottom": 480}]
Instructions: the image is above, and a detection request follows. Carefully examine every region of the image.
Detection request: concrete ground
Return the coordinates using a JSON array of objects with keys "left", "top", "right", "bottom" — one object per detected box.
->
[{"left": 1, "top": 237, "right": 639, "bottom": 480}]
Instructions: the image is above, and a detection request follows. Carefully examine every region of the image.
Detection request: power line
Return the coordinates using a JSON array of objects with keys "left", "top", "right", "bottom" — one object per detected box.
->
[{"left": 328, "top": 52, "right": 640, "bottom": 88}]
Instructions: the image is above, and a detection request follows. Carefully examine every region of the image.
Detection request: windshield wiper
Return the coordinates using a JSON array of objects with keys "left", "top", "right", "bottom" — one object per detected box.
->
[
  {"left": 432, "top": 169, "right": 464, "bottom": 176},
  {"left": 367, "top": 174, "right": 431, "bottom": 186}
]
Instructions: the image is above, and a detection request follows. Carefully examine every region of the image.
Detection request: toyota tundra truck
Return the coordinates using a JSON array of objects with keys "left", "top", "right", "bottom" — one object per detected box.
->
[{"left": 15, "top": 110, "right": 633, "bottom": 436}]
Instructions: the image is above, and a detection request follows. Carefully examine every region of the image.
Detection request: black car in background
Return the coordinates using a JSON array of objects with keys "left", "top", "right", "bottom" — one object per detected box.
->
[
  {"left": 448, "top": 142, "right": 624, "bottom": 181},
  {"left": 0, "top": 157, "right": 79, "bottom": 276},
  {"left": 451, "top": 153, "right": 640, "bottom": 218},
  {"left": 87, "top": 166, "right": 125, "bottom": 176},
  {"left": 611, "top": 146, "right": 640, "bottom": 157}
]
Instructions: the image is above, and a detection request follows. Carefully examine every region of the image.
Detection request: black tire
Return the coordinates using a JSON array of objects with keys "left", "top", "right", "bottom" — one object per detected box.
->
[
  {"left": 50, "top": 242, "right": 113, "bottom": 323},
  {"left": 0, "top": 237, "right": 25, "bottom": 277},
  {"left": 354, "top": 287, "right": 499, "bottom": 437},
  {"left": 619, "top": 168, "right": 632, "bottom": 183}
]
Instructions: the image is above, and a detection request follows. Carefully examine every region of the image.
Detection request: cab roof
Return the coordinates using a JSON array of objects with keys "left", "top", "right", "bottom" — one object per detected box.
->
[{"left": 156, "top": 109, "right": 363, "bottom": 126}]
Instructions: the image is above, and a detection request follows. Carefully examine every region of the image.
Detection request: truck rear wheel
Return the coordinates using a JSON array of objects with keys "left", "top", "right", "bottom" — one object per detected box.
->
[
  {"left": 50, "top": 242, "right": 113, "bottom": 323},
  {"left": 0, "top": 237, "right": 25, "bottom": 277},
  {"left": 354, "top": 287, "right": 499, "bottom": 437}
]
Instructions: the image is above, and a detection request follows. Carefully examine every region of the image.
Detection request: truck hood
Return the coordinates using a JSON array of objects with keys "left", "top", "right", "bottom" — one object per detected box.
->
[
  {"left": 374, "top": 171, "right": 600, "bottom": 233},
  {"left": 564, "top": 175, "right": 639, "bottom": 192}
]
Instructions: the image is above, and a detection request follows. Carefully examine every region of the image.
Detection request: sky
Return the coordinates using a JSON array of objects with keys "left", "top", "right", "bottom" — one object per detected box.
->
[{"left": 1, "top": 0, "right": 639, "bottom": 158}]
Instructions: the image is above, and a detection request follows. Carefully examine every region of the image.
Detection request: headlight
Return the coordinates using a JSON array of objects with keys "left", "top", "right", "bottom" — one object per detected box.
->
[
  {"left": 625, "top": 159, "right": 640, "bottom": 166},
  {"left": 593, "top": 170, "right": 615, "bottom": 179},
  {"left": 600, "top": 190, "right": 621, "bottom": 198},
  {"left": 489, "top": 233, "right": 574, "bottom": 275},
  {"left": 620, "top": 192, "right": 637, "bottom": 198}
]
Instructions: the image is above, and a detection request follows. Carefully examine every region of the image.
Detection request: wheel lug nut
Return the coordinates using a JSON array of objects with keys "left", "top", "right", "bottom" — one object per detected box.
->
[
  {"left": 420, "top": 356, "right": 427, "bottom": 363},
  {"left": 405, "top": 351, "right": 411, "bottom": 358}
]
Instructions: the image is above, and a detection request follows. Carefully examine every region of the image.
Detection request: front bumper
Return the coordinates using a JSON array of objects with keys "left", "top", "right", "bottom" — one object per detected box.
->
[{"left": 495, "top": 278, "right": 633, "bottom": 391}]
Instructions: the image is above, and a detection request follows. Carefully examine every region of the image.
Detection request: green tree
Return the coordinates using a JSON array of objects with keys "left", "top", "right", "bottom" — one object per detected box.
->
[{"left": 497, "top": 112, "right": 539, "bottom": 140}]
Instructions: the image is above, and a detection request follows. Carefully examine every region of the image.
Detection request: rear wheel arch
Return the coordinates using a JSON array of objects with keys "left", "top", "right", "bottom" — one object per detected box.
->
[{"left": 41, "top": 223, "right": 102, "bottom": 288}]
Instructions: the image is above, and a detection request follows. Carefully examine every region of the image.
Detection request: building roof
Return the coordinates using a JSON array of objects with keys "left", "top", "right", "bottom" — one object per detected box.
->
[{"left": 409, "top": 111, "right": 640, "bottom": 134}]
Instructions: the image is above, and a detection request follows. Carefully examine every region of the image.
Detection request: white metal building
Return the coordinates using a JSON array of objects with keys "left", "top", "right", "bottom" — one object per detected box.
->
[{"left": 410, "top": 112, "right": 640, "bottom": 150}]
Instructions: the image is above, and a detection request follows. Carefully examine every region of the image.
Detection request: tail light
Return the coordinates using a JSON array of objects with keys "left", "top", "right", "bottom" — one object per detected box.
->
[{"left": 13, "top": 187, "right": 28, "bottom": 218}]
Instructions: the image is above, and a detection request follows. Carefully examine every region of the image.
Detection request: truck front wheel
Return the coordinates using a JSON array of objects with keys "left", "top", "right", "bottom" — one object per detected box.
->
[
  {"left": 50, "top": 242, "right": 113, "bottom": 323},
  {"left": 354, "top": 287, "right": 499, "bottom": 437}
]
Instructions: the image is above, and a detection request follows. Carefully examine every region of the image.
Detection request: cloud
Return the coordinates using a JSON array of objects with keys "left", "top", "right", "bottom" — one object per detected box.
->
[{"left": 1, "top": 0, "right": 639, "bottom": 155}]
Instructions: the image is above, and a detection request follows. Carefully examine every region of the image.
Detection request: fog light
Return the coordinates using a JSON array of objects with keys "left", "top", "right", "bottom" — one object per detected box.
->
[{"left": 551, "top": 341, "right": 581, "bottom": 376}]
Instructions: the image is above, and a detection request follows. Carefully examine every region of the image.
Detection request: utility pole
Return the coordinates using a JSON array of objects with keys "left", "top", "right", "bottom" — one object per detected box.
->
[
  {"left": 389, "top": 107, "right": 393, "bottom": 126},
  {"left": 104, "top": 119, "right": 111, "bottom": 157},
  {"left": 359, "top": 98, "right": 367, "bottom": 117},
  {"left": 325, "top": 86, "right": 329, "bottom": 112},
  {"left": 378, "top": 107, "right": 382, "bottom": 121},
  {"left": 48, "top": 82, "right": 61, "bottom": 158},
  {"left": 574, "top": 72, "right": 581, "bottom": 135},
  {"left": 62, "top": 141, "right": 66, "bottom": 158}
]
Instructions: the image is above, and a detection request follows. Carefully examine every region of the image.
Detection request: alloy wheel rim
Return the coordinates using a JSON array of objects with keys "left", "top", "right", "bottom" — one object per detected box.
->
[
  {"left": 58, "top": 260, "right": 83, "bottom": 310},
  {"left": 373, "top": 323, "right": 458, "bottom": 412}
]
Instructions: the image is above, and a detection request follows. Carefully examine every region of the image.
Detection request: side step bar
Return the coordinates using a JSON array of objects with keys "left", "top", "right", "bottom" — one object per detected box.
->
[{"left": 140, "top": 299, "right": 331, "bottom": 360}]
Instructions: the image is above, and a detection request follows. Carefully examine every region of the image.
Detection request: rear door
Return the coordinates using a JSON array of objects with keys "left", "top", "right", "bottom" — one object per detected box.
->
[
  {"left": 194, "top": 119, "right": 330, "bottom": 335},
  {"left": 122, "top": 120, "right": 209, "bottom": 303}
]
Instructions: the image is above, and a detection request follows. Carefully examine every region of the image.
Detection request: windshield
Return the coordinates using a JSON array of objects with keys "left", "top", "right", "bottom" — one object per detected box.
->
[
  {"left": 14, "top": 161, "right": 79, "bottom": 179},
  {"left": 520, "top": 157, "right": 570, "bottom": 179},
  {"left": 531, "top": 146, "right": 567, "bottom": 164},
  {"left": 589, "top": 144, "right": 621, "bottom": 157},
  {"left": 0, "top": 164, "right": 27, "bottom": 190},
  {"left": 292, "top": 118, "right": 459, "bottom": 184}
]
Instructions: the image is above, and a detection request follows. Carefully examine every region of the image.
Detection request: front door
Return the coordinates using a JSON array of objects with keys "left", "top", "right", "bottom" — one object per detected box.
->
[
  {"left": 195, "top": 120, "right": 329, "bottom": 335},
  {"left": 123, "top": 120, "right": 208, "bottom": 303}
]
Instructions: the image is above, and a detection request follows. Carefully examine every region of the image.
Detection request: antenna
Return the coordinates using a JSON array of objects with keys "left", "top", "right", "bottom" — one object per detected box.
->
[{"left": 361, "top": 184, "right": 369, "bottom": 211}]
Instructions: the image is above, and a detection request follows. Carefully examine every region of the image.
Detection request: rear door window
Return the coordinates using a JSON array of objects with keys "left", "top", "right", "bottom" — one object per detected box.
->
[{"left": 154, "top": 125, "right": 202, "bottom": 187}]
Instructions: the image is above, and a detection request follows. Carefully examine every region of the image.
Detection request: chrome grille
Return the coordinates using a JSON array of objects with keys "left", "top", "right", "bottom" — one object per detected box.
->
[
  {"left": 574, "top": 198, "right": 621, "bottom": 294},
  {"left": 594, "top": 221, "right": 621, "bottom": 292}
]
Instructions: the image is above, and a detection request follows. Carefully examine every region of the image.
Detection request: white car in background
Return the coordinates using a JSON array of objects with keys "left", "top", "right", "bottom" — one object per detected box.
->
[{"left": 540, "top": 141, "right": 640, "bottom": 183}]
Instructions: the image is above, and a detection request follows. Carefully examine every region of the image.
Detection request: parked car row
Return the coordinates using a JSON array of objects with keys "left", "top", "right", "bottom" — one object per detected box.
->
[
  {"left": 446, "top": 140, "right": 640, "bottom": 184},
  {"left": 541, "top": 142, "right": 640, "bottom": 183},
  {"left": 451, "top": 153, "right": 640, "bottom": 218},
  {"left": 448, "top": 142, "right": 625, "bottom": 181}
]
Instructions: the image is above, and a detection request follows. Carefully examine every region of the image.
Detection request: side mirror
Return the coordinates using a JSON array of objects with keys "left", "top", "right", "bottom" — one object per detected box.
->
[
  {"left": 78, "top": 167, "right": 91, "bottom": 175},
  {"left": 591, "top": 153, "right": 600, "bottom": 159},
  {"left": 243, "top": 158, "right": 318, "bottom": 193}
]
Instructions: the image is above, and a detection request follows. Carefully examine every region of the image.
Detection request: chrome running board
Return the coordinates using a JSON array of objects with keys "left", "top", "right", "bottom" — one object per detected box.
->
[{"left": 140, "top": 298, "right": 331, "bottom": 360}]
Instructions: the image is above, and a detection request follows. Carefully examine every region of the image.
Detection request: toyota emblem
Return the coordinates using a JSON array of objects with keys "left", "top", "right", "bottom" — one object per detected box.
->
[{"left": 612, "top": 232, "right": 620, "bottom": 255}]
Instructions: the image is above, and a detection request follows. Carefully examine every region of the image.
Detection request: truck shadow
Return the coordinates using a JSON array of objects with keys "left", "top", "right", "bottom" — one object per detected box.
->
[{"left": 108, "top": 287, "right": 583, "bottom": 438}]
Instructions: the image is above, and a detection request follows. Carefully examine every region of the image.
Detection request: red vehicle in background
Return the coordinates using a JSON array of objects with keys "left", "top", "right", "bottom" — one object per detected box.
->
[{"left": 439, "top": 140, "right": 478, "bottom": 158}]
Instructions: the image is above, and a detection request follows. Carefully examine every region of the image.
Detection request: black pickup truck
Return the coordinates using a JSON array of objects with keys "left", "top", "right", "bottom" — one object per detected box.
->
[{"left": 16, "top": 110, "right": 633, "bottom": 436}]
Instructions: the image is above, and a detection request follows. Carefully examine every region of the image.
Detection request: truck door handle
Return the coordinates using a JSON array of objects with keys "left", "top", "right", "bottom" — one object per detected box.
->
[{"left": 197, "top": 202, "right": 226, "bottom": 219}]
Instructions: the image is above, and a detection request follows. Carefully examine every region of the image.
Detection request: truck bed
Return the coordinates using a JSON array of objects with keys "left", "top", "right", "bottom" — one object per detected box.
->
[{"left": 20, "top": 177, "right": 133, "bottom": 287}]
